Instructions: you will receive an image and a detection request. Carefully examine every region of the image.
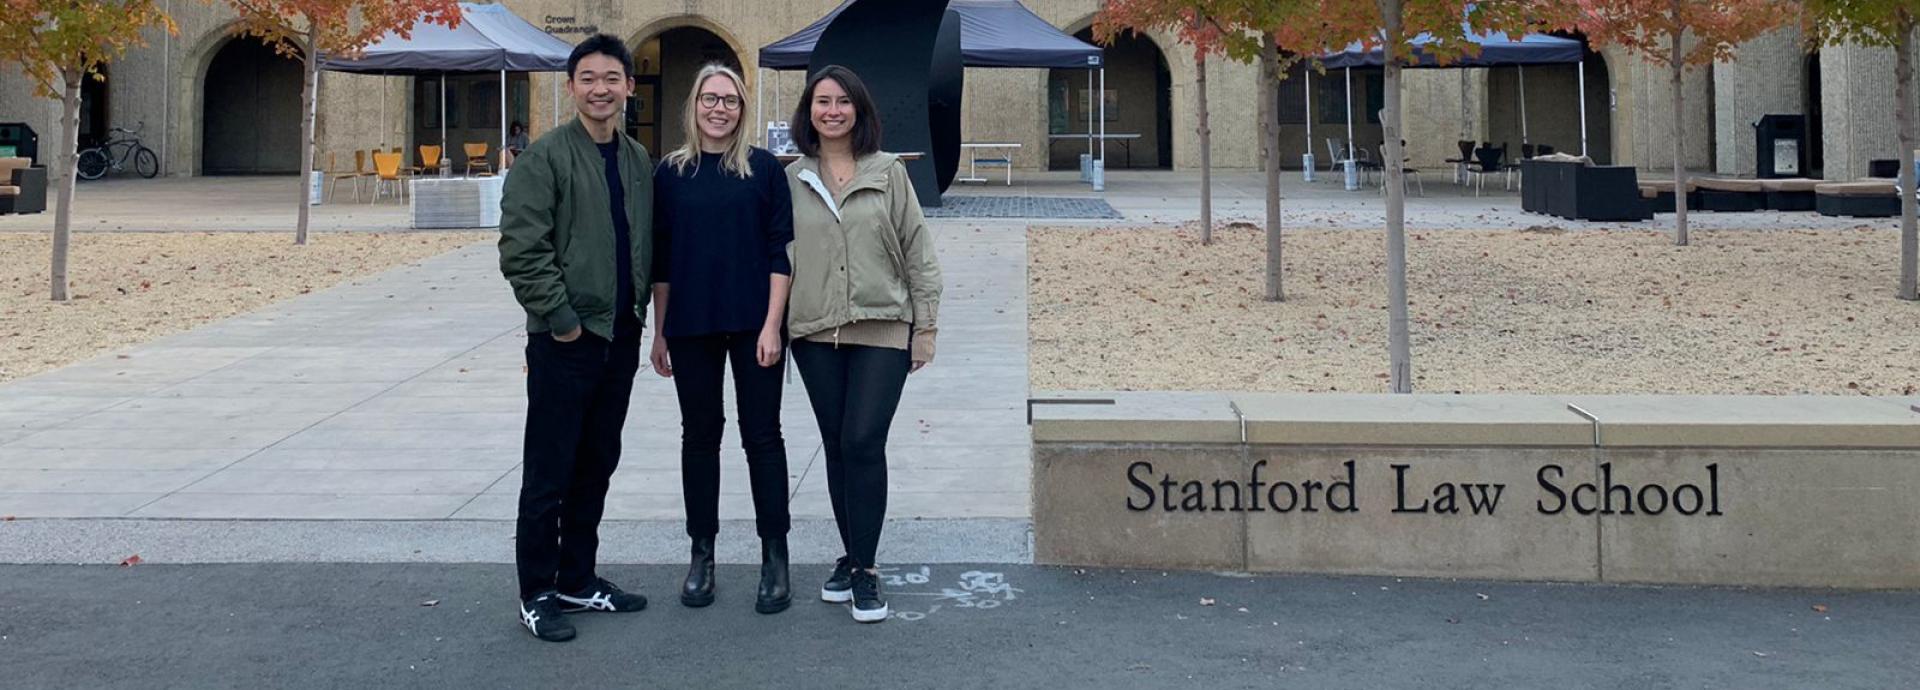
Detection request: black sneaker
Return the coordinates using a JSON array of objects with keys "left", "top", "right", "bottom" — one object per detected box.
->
[
  {"left": 849, "top": 569, "right": 888, "bottom": 623},
  {"left": 558, "top": 577, "right": 648, "bottom": 613},
  {"left": 519, "top": 592, "right": 576, "bottom": 642},
  {"left": 821, "top": 556, "right": 854, "bottom": 603}
]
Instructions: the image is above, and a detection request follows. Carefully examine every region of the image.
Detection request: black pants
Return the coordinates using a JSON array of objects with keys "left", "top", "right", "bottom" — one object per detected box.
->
[
  {"left": 790, "top": 340, "right": 909, "bottom": 570},
  {"left": 667, "top": 332, "right": 790, "bottom": 540},
  {"left": 516, "top": 331, "right": 640, "bottom": 601}
]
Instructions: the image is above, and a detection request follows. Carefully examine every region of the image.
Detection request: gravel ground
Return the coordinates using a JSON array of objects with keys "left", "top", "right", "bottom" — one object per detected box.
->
[
  {"left": 0, "top": 232, "right": 490, "bottom": 382},
  {"left": 1030, "top": 224, "right": 1920, "bottom": 395}
]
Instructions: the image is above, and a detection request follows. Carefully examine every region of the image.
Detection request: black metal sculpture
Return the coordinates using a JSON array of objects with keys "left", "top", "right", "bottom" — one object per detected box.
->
[{"left": 808, "top": 0, "right": 963, "bottom": 208}]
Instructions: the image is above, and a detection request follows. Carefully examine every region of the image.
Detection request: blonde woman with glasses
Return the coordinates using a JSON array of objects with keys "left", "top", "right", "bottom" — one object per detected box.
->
[{"left": 646, "top": 63, "right": 797, "bottom": 615}]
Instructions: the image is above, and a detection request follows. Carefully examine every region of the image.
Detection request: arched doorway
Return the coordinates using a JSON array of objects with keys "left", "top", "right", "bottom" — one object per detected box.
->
[
  {"left": 201, "top": 37, "right": 303, "bottom": 175},
  {"left": 79, "top": 65, "right": 110, "bottom": 151},
  {"left": 1486, "top": 36, "right": 1614, "bottom": 165},
  {"left": 1580, "top": 47, "right": 1614, "bottom": 165},
  {"left": 629, "top": 24, "right": 744, "bottom": 155},
  {"left": 1048, "top": 28, "right": 1172, "bottom": 170}
]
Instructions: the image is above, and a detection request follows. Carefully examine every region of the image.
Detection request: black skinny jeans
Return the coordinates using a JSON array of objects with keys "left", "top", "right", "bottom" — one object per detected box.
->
[
  {"left": 668, "top": 332, "right": 790, "bottom": 540},
  {"left": 790, "top": 339, "right": 910, "bottom": 570},
  {"left": 516, "top": 331, "right": 640, "bottom": 601}
]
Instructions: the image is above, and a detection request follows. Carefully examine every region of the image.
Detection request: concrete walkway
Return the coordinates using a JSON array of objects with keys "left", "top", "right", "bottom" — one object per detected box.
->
[
  {"left": 8, "top": 562, "right": 1917, "bottom": 689},
  {"left": 0, "top": 220, "right": 1030, "bottom": 560}
]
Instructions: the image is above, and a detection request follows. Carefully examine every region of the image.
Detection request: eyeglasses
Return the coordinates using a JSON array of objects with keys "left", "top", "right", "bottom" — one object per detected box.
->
[{"left": 698, "top": 93, "right": 742, "bottom": 111}]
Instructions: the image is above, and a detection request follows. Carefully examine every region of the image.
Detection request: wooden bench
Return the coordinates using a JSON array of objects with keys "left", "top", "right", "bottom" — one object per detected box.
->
[
  {"left": 1694, "top": 177, "right": 1766, "bottom": 212},
  {"left": 1757, "top": 178, "right": 1821, "bottom": 211},
  {"left": 1816, "top": 179, "right": 1902, "bottom": 218},
  {"left": 1637, "top": 179, "right": 1699, "bottom": 213}
]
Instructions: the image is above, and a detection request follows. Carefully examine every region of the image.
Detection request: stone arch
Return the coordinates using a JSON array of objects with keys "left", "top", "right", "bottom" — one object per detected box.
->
[
  {"left": 627, "top": 15, "right": 751, "bottom": 154},
  {"left": 175, "top": 23, "right": 307, "bottom": 175},
  {"left": 1049, "top": 14, "right": 1180, "bottom": 170}
]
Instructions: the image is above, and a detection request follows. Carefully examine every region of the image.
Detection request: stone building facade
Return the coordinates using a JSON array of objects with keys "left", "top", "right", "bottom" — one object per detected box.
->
[{"left": 1, "top": 1, "right": 1913, "bottom": 182}]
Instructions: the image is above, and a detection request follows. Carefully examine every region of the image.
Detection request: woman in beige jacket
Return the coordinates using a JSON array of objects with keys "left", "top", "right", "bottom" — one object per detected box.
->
[{"left": 784, "top": 65, "right": 942, "bottom": 624}]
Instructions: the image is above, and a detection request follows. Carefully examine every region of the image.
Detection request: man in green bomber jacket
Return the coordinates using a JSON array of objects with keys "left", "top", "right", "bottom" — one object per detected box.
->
[{"left": 496, "top": 34, "right": 654, "bottom": 643}]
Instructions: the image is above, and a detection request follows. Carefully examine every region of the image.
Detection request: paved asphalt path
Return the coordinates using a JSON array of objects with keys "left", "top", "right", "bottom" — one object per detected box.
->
[{"left": 3, "top": 564, "right": 1916, "bottom": 689}]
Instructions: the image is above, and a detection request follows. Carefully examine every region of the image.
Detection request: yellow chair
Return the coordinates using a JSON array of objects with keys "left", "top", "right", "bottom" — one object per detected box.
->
[
  {"left": 464, "top": 142, "right": 492, "bottom": 176},
  {"left": 327, "top": 151, "right": 371, "bottom": 202},
  {"left": 370, "top": 151, "right": 405, "bottom": 204},
  {"left": 415, "top": 145, "right": 443, "bottom": 176}
]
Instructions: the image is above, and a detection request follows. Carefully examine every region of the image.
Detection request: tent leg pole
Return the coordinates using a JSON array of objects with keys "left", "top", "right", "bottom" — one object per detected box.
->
[
  {"left": 440, "top": 72, "right": 447, "bottom": 171},
  {"left": 500, "top": 68, "right": 507, "bottom": 172},
  {"left": 1578, "top": 58, "right": 1590, "bottom": 158},
  {"left": 1086, "top": 69, "right": 1093, "bottom": 184},
  {"left": 756, "top": 68, "right": 764, "bottom": 146},
  {"left": 1519, "top": 64, "right": 1529, "bottom": 147}
]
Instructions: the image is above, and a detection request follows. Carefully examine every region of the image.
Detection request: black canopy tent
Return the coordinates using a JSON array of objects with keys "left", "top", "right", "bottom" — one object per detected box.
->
[
  {"left": 318, "top": 3, "right": 572, "bottom": 162},
  {"left": 1311, "top": 28, "right": 1590, "bottom": 185},
  {"left": 757, "top": 0, "right": 1108, "bottom": 185}
]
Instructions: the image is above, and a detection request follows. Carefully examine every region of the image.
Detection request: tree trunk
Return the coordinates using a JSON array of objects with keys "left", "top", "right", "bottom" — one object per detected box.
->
[
  {"left": 1261, "top": 35, "right": 1283, "bottom": 302},
  {"left": 1671, "top": 22, "right": 1689, "bottom": 247},
  {"left": 51, "top": 67, "right": 82, "bottom": 302},
  {"left": 1198, "top": 50, "right": 1213, "bottom": 245},
  {"left": 1381, "top": 0, "right": 1410, "bottom": 393},
  {"left": 1897, "top": 19, "right": 1917, "bottom": 300},
  {"left": 296, "top": 28, "right": 318, "bottom": 246}
]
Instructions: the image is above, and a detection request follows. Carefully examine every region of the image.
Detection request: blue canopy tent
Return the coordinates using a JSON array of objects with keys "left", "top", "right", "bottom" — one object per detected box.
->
[
  {"left": 758, "top": 0, "right": 1109, "bottom": 184},
  {"left": 1313, "top": 28, "right": 1590, "bottom": 186},
  {"left": 319, "top": 3, "right": 573, "bottom": 161}
]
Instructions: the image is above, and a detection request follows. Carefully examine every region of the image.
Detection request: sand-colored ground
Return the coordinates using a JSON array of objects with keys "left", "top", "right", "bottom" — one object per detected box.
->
[
  {"left": 1030, "top": 225, "right": 1920, "bottom": 395},
  {"left": 0, "top": 232, "right": 489, "bottom": 382}
]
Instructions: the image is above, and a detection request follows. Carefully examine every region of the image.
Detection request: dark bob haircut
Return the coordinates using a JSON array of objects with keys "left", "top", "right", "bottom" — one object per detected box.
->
[
  {"left": 791, "top": 65, "right": 882, "bottom": 158},
  {"left": 568, "top": 34, "right": 633, "bottom": 79}
]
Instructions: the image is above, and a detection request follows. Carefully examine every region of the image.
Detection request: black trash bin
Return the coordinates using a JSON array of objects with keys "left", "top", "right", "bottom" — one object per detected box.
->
[
  {"left": 1753, "top": 115, "right": 1806, "bottom": 179},
  {"left": 0, "top": 123, "right": 40, "bottom": 165}
]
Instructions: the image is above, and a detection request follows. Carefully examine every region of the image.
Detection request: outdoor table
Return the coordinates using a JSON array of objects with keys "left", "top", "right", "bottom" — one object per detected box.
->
[
  {"left": 410, "top": 175, "right": 504, "bottom": 229},
  {"left": 1047, "top": 133, "right": 1141, "bottom": 168},
  {"left": 956, "top": 142, "right": 1021, "bottom": 184}
]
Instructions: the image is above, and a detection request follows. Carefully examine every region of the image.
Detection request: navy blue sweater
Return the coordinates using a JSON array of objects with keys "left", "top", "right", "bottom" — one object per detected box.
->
[{"left": 651, "top": 147, "right": 794, "bottom": 338}]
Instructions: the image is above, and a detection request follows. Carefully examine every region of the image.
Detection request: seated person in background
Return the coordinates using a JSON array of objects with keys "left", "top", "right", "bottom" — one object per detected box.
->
[{"left": 504, "top": 121, "right": 530, "bottom": 169}]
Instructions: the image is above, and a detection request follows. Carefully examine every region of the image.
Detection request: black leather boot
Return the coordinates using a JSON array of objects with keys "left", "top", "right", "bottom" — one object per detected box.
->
[
  {"left": 681, "top": 537, "right": 715, "bottom": 607},
  {"left": 754, "top": 538, "right": 792, "bottom": 614}
]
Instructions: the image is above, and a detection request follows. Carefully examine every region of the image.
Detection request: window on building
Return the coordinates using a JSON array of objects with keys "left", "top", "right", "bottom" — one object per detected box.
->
[
  {"left": 470, "top": 81, "right": 501, "bottom": 129},
  {"left": 1275, "top": 64, "right": 1308, "bottom": 125},
  {"left": 1315, "top": 70, "right": 1384, "bottom": 125}
]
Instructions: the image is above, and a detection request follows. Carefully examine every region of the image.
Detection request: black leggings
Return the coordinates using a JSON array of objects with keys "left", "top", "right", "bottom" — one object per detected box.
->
[
  {"left": 667, "top": 332, "right": 790, "bottom": 540},
  {"left": 790, "top": 340, "right": 909, "bottom": 570}
]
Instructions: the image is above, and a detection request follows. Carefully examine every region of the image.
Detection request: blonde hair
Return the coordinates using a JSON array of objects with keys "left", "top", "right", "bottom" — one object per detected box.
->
[{"left": 661, "top": 64, "right": 753, "bottom": 179}]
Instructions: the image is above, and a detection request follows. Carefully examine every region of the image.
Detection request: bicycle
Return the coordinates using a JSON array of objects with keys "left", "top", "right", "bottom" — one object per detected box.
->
[{"left": 77, "top": 123, "right": 158, "bottom": 180}]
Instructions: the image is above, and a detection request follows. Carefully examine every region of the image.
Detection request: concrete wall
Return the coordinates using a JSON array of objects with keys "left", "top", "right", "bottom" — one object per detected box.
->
[
  {"left": 1033, "top": 392, "right": 1920, "bottom": 588},
  {"left": 1713, "top": 28, "right": 1809, "bottom": 177},
  {"left": 1605, "top": 44, "right": 1715, "bottom": 174},
  {"left": 1820, "top": 37, "right": 1920, "bottom": 181},
  {"left": 0, "top": 64, "right": 64, "bottom": 175}
]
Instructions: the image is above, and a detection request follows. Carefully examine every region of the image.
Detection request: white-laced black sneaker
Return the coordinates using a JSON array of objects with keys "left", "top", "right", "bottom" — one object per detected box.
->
[
  {"left": 520, "top": 592, "right": 576, "bottom": 642},
  {"left": 558, "top": 577, "right": 648, "bottom": 613},
  {"left": 821, "top": 556, "right": 854, "bottom": 603},
  {"left": 849, "top": 569, "right": 888, "bottom": 623}
]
